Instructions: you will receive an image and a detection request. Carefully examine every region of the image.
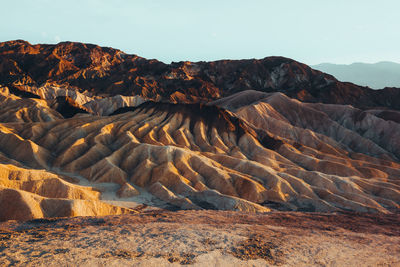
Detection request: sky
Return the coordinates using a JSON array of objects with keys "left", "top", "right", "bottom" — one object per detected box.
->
[{"left": 1, "top": 0, "right": 399, "bottom": 65}]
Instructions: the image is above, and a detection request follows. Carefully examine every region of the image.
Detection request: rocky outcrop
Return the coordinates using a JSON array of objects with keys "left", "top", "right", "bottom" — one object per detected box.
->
[
  {"left": 49, "top": 96, "right": 89, "bottom": 118},
  {"left": 0, "top": 86, "right": 63, "bottom": 123},
  {"left": 0, "top": 186, "right": 134, "bottom": 221},
  {"left": 1, "top": 40, "right": 399, "bottom": 110},
  {"left": 0, "top": 163, "right": 100, "bottom": 200},
  {"left": 15, "top": 84, "right": 148, "bottom": 116},
  {"left": 117, "top": 183, "right": 140, "bottom": 198},
  {"left": 0, "top": 163, "right": 135, "bottom": 221}
]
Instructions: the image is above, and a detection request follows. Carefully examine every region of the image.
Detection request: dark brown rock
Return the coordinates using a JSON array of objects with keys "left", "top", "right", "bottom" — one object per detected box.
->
[{"left": 1, "top": 40, "right": 399, "bottom": 110}]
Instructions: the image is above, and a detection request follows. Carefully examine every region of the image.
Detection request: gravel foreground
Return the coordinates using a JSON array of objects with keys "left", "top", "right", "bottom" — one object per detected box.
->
[{"left": 0, "top": 210, "right": 399, "bottom": 266}]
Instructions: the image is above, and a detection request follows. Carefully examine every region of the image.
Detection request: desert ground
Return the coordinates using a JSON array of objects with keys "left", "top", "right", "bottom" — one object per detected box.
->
[{"left": 1, "top": 210, "right": 399, "bottom": 266}]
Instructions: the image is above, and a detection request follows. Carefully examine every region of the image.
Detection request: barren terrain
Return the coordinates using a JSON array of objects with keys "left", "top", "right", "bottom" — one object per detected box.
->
[
  {"left": 1, "top": 210, "right": 399, "bottom": 266},
  {"left": 0, "top": 40, "right": 399, "bottom": 266}
]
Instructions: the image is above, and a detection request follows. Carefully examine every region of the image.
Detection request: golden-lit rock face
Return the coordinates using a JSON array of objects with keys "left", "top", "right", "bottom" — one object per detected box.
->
[
  {"left": 0, "top": 41, "right": 399, "bottom": 221},
  {"left": 0, "top": 88, "right": 399, "bottom": 221},
  {"left": 0, "top": 163, "right": 135, "bottom": 221},
  {"left": 0, "top": 187, "right": 133, "bottom": 221},
  {"left": 0, "top": 87, "right": 63, "bottom": 123}
]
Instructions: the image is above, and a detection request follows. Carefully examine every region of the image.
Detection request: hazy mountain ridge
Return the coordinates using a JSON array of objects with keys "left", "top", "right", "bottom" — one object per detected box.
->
[{"left": 312, "top": 61, "right": 400, "bottom": 89}]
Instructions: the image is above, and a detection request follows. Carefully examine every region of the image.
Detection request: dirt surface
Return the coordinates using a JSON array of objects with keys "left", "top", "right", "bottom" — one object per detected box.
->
[{"left": 0, "top": 210, "right": 399, "bottom": 266}]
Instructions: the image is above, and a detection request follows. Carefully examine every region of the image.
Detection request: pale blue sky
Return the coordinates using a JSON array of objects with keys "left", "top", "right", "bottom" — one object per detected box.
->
[{"left": 1, "top": 0, "right": 399, "bottom": 64}]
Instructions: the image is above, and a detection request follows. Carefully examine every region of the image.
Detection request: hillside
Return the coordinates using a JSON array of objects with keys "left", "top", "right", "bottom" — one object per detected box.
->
[{"left": 0, "top": 40, "right": 399, "bottom": 221}]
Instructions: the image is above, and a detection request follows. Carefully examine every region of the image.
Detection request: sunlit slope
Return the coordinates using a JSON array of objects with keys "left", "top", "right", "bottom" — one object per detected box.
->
[
  {"left": 0, "top": 163, "right": 135, "bottom": 221},
  {"left": 0, "top": 99, "right": 398, "bottom": 219}
]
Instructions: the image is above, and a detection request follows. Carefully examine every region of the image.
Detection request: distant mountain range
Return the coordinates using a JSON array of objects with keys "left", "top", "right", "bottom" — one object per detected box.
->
[{"left": 312, "top": 62, "right": 400, "bottom": 89}]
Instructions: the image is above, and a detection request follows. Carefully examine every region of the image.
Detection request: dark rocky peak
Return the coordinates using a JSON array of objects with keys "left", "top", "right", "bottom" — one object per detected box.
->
[
  {"left": 49, "top": 96, "right": 89, "bottom": 118},
  {"left": 1, "top": 40, "right": 399, "bottom": 110}
]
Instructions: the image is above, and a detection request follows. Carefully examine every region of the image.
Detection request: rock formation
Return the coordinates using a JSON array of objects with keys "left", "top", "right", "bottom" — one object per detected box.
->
[
  {"left": 1, "top": 40, "right": 400, "bottom": 110},
  {"left": 0, "top": 40, "right": 399, "bottom": 221}
]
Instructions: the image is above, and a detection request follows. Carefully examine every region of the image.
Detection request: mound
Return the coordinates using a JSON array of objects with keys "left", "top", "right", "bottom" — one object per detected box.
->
[
  {"left": 0, "top": 186, "right": 133, "bottom": 221},
  {"left": 0, "top": 87, "right": 63, "bottom": 123}
]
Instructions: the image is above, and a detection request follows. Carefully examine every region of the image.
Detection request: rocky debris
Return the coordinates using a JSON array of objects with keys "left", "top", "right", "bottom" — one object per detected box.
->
[
  {"left": 229, "top": 234, "right": 283, "bottom": 264},
  {"left": 0, "top": 210, "right": 399, "bottom": 266}
]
